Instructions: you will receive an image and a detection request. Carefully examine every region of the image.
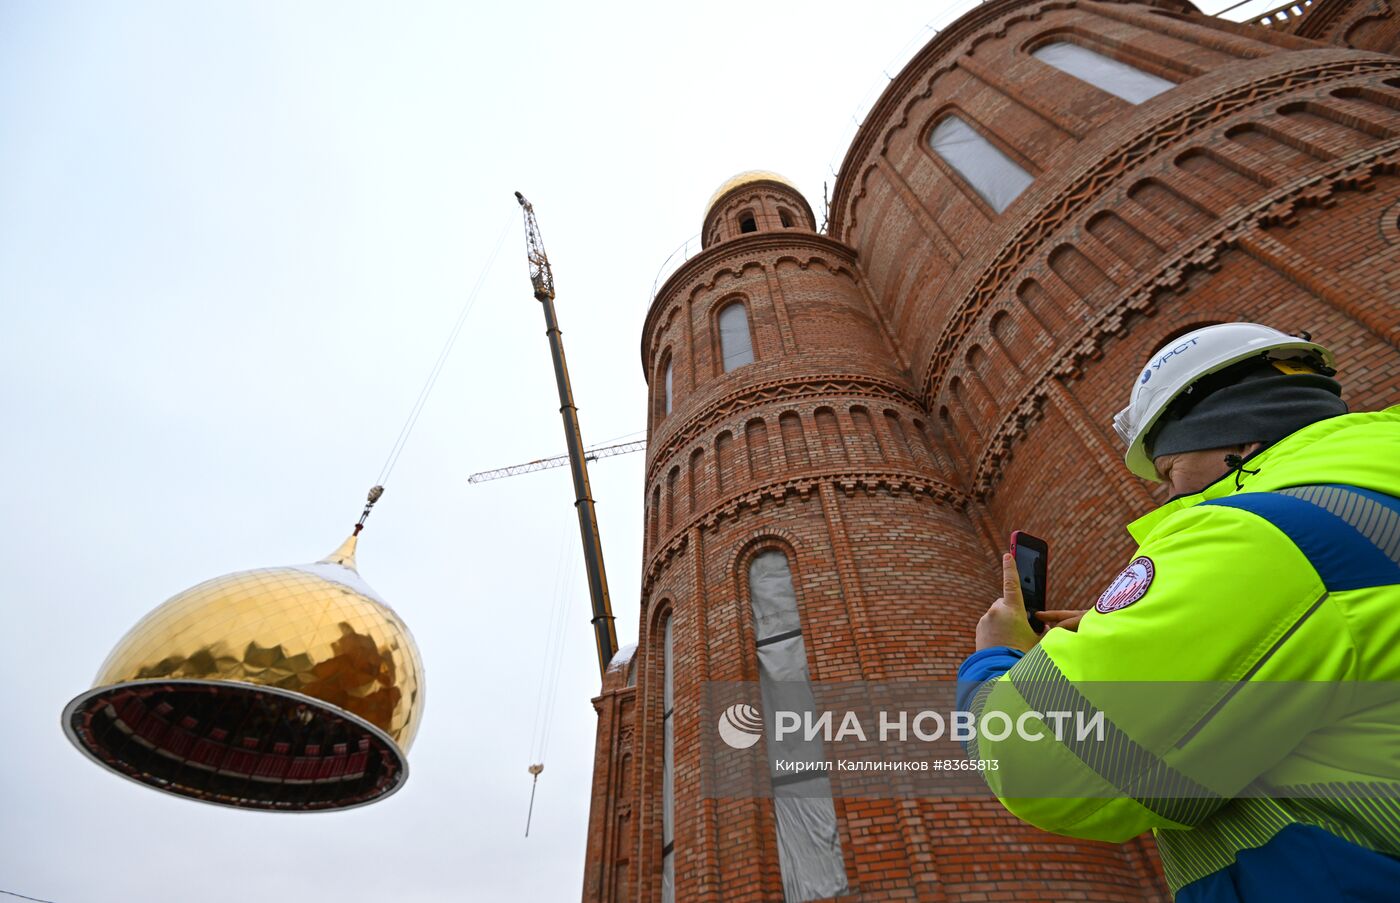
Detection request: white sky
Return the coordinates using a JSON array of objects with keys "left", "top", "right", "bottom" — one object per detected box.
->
[{"left": 0, "top": 2, "right": 1277, "bottom": 900}]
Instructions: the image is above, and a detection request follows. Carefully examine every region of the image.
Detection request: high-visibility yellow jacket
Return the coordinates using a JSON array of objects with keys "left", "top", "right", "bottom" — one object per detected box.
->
[{"left": 959, "top": 406, "right": 1400, "bottom": 901}]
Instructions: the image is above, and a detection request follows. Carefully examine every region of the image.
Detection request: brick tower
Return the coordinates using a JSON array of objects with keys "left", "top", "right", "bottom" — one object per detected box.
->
[{"left": 583, "top": 1, "right": 1400, "bottom": 900}]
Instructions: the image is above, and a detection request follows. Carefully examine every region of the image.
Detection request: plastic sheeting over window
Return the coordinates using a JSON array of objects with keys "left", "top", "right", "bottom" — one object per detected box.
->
[
  {"left": 928, "top": 115, "right": 1033, "bottom": 214},
  {"left": 749, "top": 552, "right": 803, "bottom": 640},
  {"left": 664, "top": 359, "right": 673, "bottom": 415},
  {"left": 747, "top": 551, "right": 849, "bottom": 902},
  {"left": 1032, "top": 42, "right": 1174, "bottom": 105},
  {"left": 661, "top": 616, "right": 675, "bottom": 903},
  {"left": 718, "top": 302, "right": 755, "bottom": 372},
  {"left": 775, "top": 777, "right": 849, "bottom": 903}
]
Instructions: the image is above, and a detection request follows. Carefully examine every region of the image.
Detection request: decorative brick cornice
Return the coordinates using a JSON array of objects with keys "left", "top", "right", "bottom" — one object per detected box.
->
[
  {"left": 641, "top": 232, "right": 860, "bottom": 368},
  {"left": 919, "top": 56, "right": 1400, "bottom": 407},
  {"left": 642, "top": 469, "right": 968, "bottom": 593},
  {"left": 643, "top": 531, "right": 690, "bottom": 594},
  {"left": 645, "top": 373, "right": 926, "bottom": 484},
  {"left": 968, "top": 139, "right": 1400, "bottom": 498}
]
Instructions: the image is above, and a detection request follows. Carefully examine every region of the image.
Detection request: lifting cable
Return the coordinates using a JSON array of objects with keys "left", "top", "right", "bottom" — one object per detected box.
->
[
  {"left": 1, "top": 890, "right": 59, "bottom": 903},
  {"left": 525, "top": 519, "right": 581, "bottom": 835},
  {"left": 542, "top": 544, "right": 581, "bottom": 762},
  {"left": 352, "top": 213, "right": 513, "bottom": 532}
]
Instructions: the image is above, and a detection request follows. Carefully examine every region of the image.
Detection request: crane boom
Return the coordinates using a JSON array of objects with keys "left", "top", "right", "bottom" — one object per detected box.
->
[
  {"left": 514, "top": 191, "right": 619, "bottom": 680},
  {"left": 516, "top": 191, "right": 556, "bottom": 302},
  {"left": 469, "top": 439, "right": 646, "bottom": 484}
]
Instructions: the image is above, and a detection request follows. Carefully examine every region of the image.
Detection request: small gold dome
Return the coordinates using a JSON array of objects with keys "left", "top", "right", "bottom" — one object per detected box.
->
[
  {"left": 704, "top": 169, "right": 801, "bottom": 218},
  {"left": 63, "top": 534, "right": 424, "bottom": 811}
]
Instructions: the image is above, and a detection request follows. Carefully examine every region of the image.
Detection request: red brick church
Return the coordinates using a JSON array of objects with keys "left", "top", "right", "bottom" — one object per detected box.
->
[{"left": 583, "top": 1, "right": 1400, "bottom": 899}]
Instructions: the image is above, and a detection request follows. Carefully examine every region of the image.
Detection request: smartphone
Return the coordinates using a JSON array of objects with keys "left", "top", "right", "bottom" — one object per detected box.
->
[{"left": 1009, "top": 531, "right": 1049, "bottom": 633}]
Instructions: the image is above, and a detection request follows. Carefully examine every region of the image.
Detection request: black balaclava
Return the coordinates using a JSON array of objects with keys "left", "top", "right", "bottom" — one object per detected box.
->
[{"left": 1146, "top": 357, "right": 1348, "bottom": 460}]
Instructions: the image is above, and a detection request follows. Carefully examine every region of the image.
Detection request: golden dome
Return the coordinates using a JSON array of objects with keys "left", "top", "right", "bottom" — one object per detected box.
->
[
  {"left": 62, "top": 534, "right": 424, "bottom": 811},
  {"left": 705, "top": 169, "right": 801, "bottom": 218}
]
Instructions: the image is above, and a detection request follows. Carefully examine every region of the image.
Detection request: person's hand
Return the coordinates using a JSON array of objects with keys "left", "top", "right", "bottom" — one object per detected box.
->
[
  {"left": 1034, "top": 610, "right": 1086, "bottom": 632},
  {"left": 975, "top": 553, "right": 1041, "bottom": 652}
]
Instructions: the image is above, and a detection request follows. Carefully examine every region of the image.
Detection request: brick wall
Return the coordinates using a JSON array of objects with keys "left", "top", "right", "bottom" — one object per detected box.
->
[
  {"left": 1291, "top": 0, "right": 1400, "bottom": 55},
  {"left": 584, "top": 0, "right": 1400, "bottom": 899}
]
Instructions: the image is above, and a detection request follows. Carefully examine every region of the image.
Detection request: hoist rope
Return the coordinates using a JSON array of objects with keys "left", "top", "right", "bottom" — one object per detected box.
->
[
  {"left": 1, "top": 890, "right": 59, "bottom": 903},
  {"left": 525, "top": 762, "right": 546, "bottom": 836},
  {"left": 373, "top": 212, "right": 514, "bottom": 490},
  {"left": 541, "top": 545, "right": 580, "bottom": 762},
  {"left": 590, "top": 427, "right": 646, "bottom": 448},
  {"left": 527, "top": 523, "right": 572, "bottom": 763},
  {"left": 523, "top": 516, "right": 582, "bottom": 835}
]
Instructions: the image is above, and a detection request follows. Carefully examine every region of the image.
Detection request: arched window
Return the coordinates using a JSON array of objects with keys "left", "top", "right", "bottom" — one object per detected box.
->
[
  {"left": 747, "top": 551, "right": 848, "bottom": 901},
  {"left": 929, "top": 115, "right": 1034, "bottom": 214},
  {"left": 661, "top": 615, "right": 675, "bottom": 903},
  {"left": 663, "top": 357, "right": 674, "bottom": 416},
  {"left": 739, "top": 211, "right": 758, "bottom": 233},
  {"left": 718, "top": 302, "right": 755, "bottom": 372},
  {"left": 1032, "top": 42, "right": 1174, "bottom": 104},
  {"left": 779, "top": 208, "right": 795, "bottom": 228}
]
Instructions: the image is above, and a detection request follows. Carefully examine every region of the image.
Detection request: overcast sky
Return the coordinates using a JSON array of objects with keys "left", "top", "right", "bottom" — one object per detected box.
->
[{"left": 0, "top": 2, "right": 1275, "bottom": 900}]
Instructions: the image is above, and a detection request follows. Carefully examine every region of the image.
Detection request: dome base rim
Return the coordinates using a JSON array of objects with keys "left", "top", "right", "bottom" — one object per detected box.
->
[{"left": 62, "top": 678, "right": 409, "bottom": 813}]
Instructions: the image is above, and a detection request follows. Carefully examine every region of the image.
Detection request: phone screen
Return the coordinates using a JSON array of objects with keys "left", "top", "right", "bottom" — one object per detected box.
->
[{"left": 1011, "top": 532, "right": 1048, "bottom": 632}]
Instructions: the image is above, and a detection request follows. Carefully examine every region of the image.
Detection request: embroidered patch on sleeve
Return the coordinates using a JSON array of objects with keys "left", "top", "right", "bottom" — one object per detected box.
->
[{"left": 1096, "top": 556, "right": 1155, "bottom": 613}]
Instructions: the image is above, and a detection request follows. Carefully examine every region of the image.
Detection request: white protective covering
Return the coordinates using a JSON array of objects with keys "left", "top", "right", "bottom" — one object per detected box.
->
[
  {"left": 1032, "top": 42, "right": 1174, "bottom": 105},
  {"left": 775, "top": 777, "right": 850, "bottom": 902},
  {"left": 661, "top": 850, "right": 675, "bottom": 903},
  {"left": 607, "top": 642, "right": 637, "bottom": 673},
  {"left": 662, "top": 616, "right": 675, "bottom": 903},
  {"left": 747, "top": 551, "right": 849, "bottom": 901},
  {"left": 719, "top": 302, "right": 755, "bottom": 371},
  {"left": 758, "top": 636, "right": 821, "bottom": 768},
  {"left": 928, "top": 115, "right": 1033, "bottom": 213},
  {"left": 749, "top": 552, "right": 804, "bottom": 639}
]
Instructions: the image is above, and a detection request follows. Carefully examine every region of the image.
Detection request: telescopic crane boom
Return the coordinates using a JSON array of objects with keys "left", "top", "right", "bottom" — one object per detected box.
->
[{"left": 514, "top": 191, "right": 619, "bottom": 680}]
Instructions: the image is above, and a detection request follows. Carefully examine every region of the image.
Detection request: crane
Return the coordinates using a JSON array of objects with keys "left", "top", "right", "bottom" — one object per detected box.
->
[
  {"left": 468, "top": 438, "right": 646, "bottom": 484},
  {"left": 514, "top": 191, "right": 620, "bottom": 680}
]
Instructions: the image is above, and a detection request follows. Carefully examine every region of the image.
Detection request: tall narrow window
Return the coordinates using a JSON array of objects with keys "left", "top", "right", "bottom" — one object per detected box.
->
[
  {"left": 779, "top": 208, "right": 794, "bottom": 228},
  {"left": 748, "top": 551, "right": 848, "bottom": 902},
  {"left": 718, "top": 302, "right": 754, "bottom": 372},
  {"left": 739, "top": 212, "right": 758, "bottom": 233},
  {"left": 929, "top": 115, "right": 1034, "bottom": 213},
  {"left": 1033, "top": 42, "right": 1174, "bottom": 104},
  {"left": 661, "top": 616, "right": 675, "bottom": 903},
  {"left": 663, "top": 358, "right": 673, "bottom": 416}
]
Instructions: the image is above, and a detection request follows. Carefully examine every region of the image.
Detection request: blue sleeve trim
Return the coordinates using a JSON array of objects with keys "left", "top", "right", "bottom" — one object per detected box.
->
[
  {"left": 1176, "top": 823, "right": 1400, "bottom": 903},
  {"left": 1202, "top": 484, "right": 1400, "bottom": 592},
  {"left": 956, "top": 646, "right": 1024, "bottom": 712}
]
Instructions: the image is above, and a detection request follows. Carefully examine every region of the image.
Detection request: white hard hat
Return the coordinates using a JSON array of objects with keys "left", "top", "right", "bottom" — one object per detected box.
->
[{"left": 1113, "top": 323, "right": 1334, "bottom": 481}]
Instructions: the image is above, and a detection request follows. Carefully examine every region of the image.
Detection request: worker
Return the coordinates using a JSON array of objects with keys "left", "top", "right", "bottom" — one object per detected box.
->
[{"left": 957, "top": 322, "right": 1400, "bottom": 902}]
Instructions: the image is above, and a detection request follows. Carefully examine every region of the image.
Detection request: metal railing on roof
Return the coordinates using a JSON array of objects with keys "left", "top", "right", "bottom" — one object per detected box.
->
[
  {"left": 1252, "top": 0, "right": 1314, "bottom": 28},
  {"left": 649, "top": 233, "right": 703, "bottom": 306}
]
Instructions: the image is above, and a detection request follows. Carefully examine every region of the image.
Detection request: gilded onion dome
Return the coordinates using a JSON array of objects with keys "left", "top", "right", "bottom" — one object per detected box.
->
[
  {"left": 704, "top": 169, "right": 801, "bottom": 218},
  {"left": 62, "top": 534, "right": 424, "bottom": 811}
]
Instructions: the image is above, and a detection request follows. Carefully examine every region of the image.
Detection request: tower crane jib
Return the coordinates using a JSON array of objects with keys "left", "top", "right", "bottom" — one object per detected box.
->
[{"left": 468, "top": 439, "right": 646, "bottom": 484}]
